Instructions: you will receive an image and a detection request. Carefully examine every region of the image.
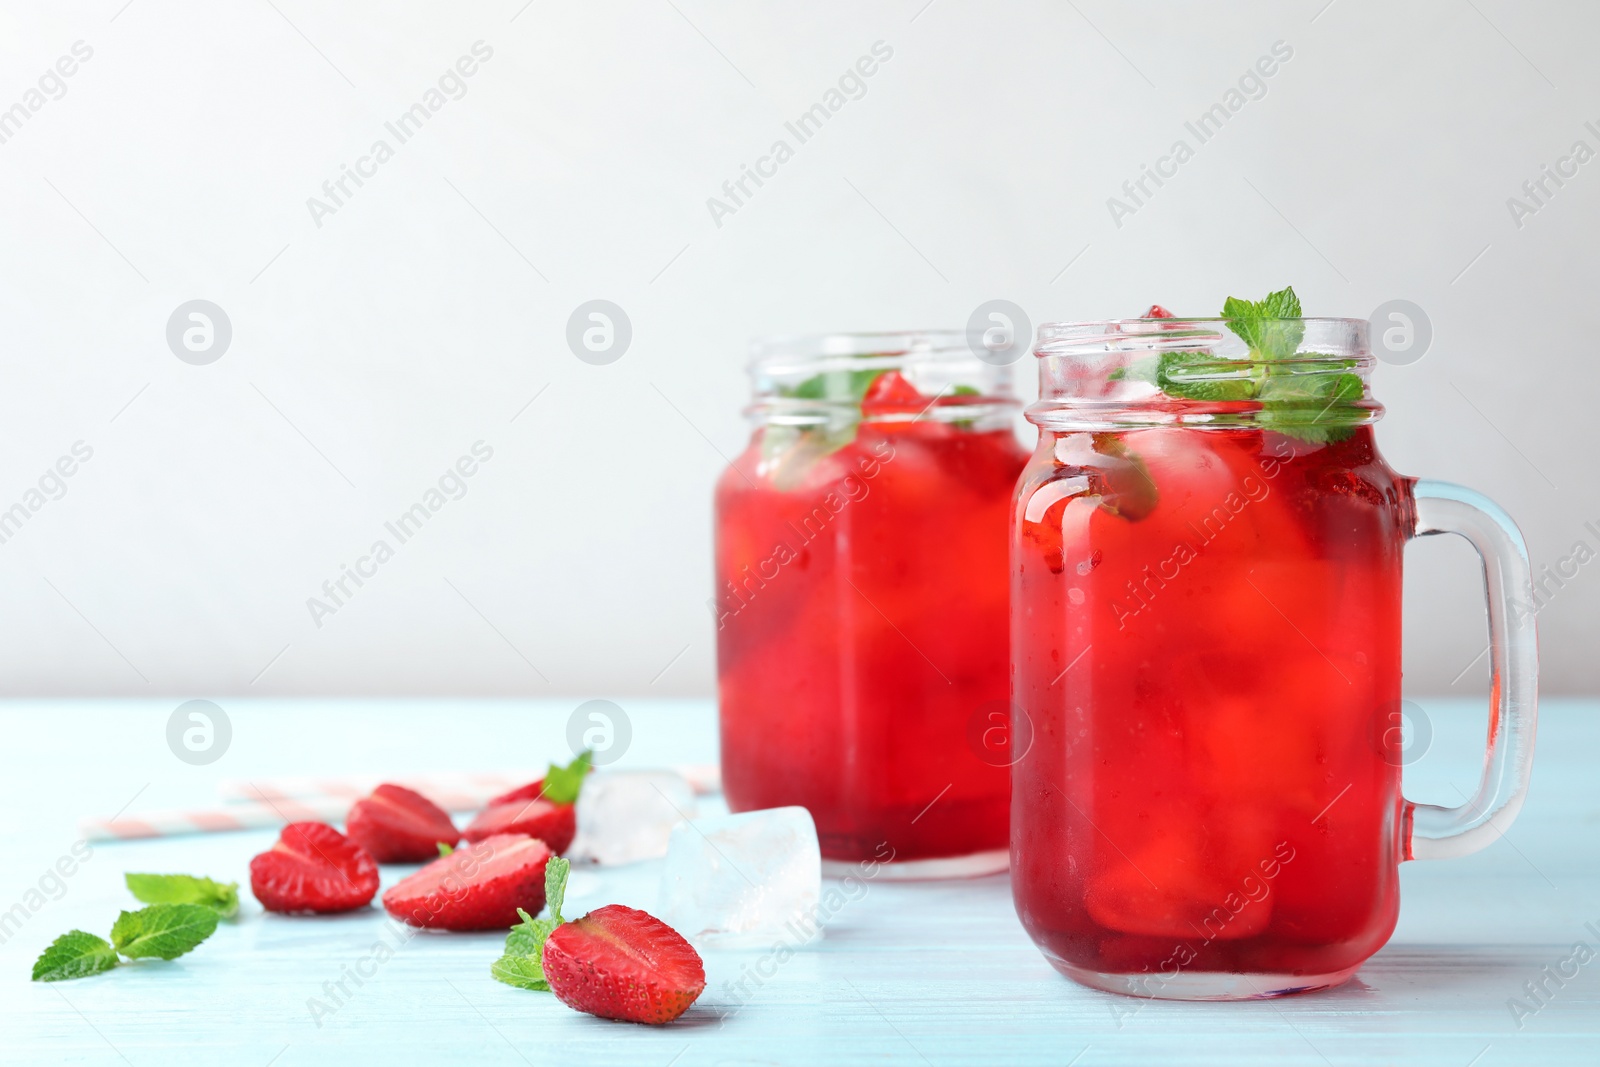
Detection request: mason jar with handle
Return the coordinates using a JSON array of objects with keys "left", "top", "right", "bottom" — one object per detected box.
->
[{"left": 1009, "top": 314, "right": 1538, "bottom": 999}]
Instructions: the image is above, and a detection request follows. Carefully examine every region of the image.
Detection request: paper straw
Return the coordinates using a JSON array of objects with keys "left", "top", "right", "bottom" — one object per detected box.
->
[
  {"left": 217, "top": 773, "right": 522, "bottom": 812},
  {"left": 80, "top": 797, "right": 352, "bottom": 842},
  {"left": 81, "top": 765, "right": 724, "bottom": 842},
  {"left": 217, "top": 764, "right": 723, "bottom": 807}
]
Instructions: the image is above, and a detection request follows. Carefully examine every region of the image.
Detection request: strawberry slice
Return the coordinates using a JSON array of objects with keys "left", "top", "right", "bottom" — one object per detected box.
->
[
  {"left": 382, "top": 833, "right": 551, "bottom": 931},
  {"left": 250, "top": 822, "right": 380, "bottom": 914},
  {"left": 346, "top": 783, "right": 460, "bottom": 863},
  {"left": 859, "top": 370, "right": 924, "bottom": 415},
  {"left": 462, "top": 798, "right": 576, "bottom": 854},
  {"left": 543, "top": 904, "right": 706, "bottom": 1024}
]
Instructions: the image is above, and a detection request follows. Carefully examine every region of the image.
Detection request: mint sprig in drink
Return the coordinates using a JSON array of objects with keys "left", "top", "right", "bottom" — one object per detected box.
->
[{"left": 1013, "top": 297, "right": 1410, "bottom": 996}]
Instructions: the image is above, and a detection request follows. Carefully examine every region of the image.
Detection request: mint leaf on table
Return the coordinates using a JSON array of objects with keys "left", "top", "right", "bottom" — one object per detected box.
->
[
  {"left": 31, "top": 931, "right": 120, "bottom": 982},
  {"left": 31, "top": 902, "right": 221, "bottom": 982},
  {"left": 544, "top": 856, "right": 569, "bottom": 924},
  {"left": 491, "top": 909, "right": 559, "bottom": 990},
  {"left": 125, "top": 873, "right": 239, "bottom": 919},
  {"left": 541, "top": 751, "right": 592, "bottom": 806},
  {"left": 491, "top": 948, "right": 551, "bottom": 990},
  {"left": 109, "top": 903, "right": 219, "bottom": 961},
  {"left": 504, "top": 910, "right": 557, "bottom": 957},
  {"left": 490, "top": 858, "right": 571, "bottom": 992}
]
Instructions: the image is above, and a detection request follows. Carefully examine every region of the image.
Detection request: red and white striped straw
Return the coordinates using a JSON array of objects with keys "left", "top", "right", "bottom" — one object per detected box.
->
[
  {"left": 79, "top": 764, "right": 723, "bottom": 842},
  {"left": 216, "top": 772, "right": 526, "bottom": 812},
  {"left": 217, "top": 765, "right": 722, "bottom": 807},
  {"left": 80, "top": 796, "right": 352, "bottom": 842}
]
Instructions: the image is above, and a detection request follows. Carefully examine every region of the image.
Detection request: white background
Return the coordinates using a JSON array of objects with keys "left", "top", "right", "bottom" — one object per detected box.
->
[{"left": 0, "top": 0, "right": 1594, "bottom": 700}]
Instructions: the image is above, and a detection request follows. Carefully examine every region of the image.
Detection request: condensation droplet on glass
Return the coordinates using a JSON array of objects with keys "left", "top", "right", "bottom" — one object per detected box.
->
[
  {"left": 1075, "top": 550, "right": 1102, "bottom": 575},
  {"left": 1068, "top": 587, "right": 1085, "bottom": 605}
]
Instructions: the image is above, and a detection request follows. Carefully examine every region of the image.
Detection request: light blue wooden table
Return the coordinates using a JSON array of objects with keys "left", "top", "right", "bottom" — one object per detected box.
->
[{"left": 1, "top": 698, "right": 1595, "bottom": 1065}]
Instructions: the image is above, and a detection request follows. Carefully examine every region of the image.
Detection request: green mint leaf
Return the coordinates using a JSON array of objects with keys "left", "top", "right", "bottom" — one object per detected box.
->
[
  {"left": 1155, "top": 351, "right": 1258, "bottom": 402},
  {"left": 504, "top": 908, "right": 553, "bottom": 956},
  {"left": 32, "top": 931, "right": 119, "bottom": 982},
  {"left": 782, "top": 367, "right": 885, "bottom": 403},
  {"left": 110, "top": 903, "right": 219, "bottom": 961},
  {"left": 541, "top": 750, "right": 592, "bottom": 806},
  {"left": 491, "top": 951, "right": 550, "bottom": 991},
  {"left": 1254, "top": 372, "right": 1364, "bottom": 444},
  {"left": 1256, "top": 317, "right": 1305, "bottom": 361},
  {"left": 758, "top": 422, "right": 861, "bottom": 490},
  {"left": 1109, "top": 354, "right": 1159, "bottom": 385},
  {"left": 946, "top": 383, "right": 983, "bottom": 429},
  {"left": 125, "top": 873, "right": 239, "bottom": 919},
  {"left": 1223, "top": 286, "right": 1303, "bottom": 360},
  {"left": 545, "top": 857, "right": 570, "bottom": 926},
  {"left": 437, "top": 842, "right": 454, "bottom": 857},
  {"left": 1258, "top": 285, "right": 1301, "bottom": 319},
  {"left": 766, "top": 367, "right": 891, "bottom": 470},
  {"left": 490, "top": 907, "right": 559, "bottom": 991},
  {"left": 1090, "top": 434, "right": 1160, "bottom": 521},
  {"left": 1221, "top": 295, "right": 1263, "bottom": 351},
  {"left": 1135, "top": 287, "right": 1358, "bottom": 446}
]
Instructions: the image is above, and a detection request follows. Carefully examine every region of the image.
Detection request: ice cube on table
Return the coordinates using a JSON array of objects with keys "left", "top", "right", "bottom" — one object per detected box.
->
[
  {"left": 657, "top": 806, "right": 822, "bottom": 950},
  {"left": 567, "top": 769, "right": 696, "bottom": 866}
]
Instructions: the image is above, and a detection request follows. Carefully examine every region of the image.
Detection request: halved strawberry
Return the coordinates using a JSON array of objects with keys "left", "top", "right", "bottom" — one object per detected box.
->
[
  {"left": 485, "top": 778, "right": 548, "bottom": 807},
  {"left": 1145, "top": 304, "right": 1174, "bottom": 318},
  {"left": 346, "top": 783, "right": 459, "bottom": 863},
  {"left": 466, "top": 753, "right": 591, "bottom": 854},
  {"left": 382, "top": 833, "right": 551, "bottom": 931},
  {"left": 543, "top": 905, "right": 706, "bottom": 1024},
  {"left": 250, "top": 822, "right": 379, "bottom": 914},
  {"left": 462, "top": 797, "right": 575, "bottom": 854}
]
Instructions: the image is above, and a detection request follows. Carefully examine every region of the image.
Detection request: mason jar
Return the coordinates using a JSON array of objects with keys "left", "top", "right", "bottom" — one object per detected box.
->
[
  {"left": 1011, "top": 315, "right": 1538, "bottom": 997},
  {"left": 714, "top": 331, "right": 1029, "bottom": 877}
]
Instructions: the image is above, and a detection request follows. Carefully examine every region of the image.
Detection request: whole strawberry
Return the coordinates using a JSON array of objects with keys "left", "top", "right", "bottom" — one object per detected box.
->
[
  {"left": 382, "top": 833, "right": 551, "bottom": 931},
  {"left": 346, "top": 783, "right": 459, "bottom": 863},
  {"left": 250, "top": 822, "right": 379, "bottom": 914},
  {"left": 489, "top": 856, "right": 705, "bottom": 1025},
  {"left": 463, "top": 751, "right": 589, "bottom": 854}
]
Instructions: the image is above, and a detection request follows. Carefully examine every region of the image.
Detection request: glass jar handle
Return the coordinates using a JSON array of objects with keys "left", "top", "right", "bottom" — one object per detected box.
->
[{"left": 1404, "top": 480, "right": 1539, "bottom": 860}]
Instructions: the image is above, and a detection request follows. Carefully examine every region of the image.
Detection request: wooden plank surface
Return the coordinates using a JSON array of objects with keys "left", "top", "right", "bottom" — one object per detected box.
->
[{"left": 1, "top": 697, "right": 1595, "bottom": 1065}]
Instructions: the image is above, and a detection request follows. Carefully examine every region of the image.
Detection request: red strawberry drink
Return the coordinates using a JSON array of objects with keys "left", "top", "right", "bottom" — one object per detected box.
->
[
  {"left": 1014, "top": 298, "right": 1423, "bottom": 997},
  {"left": 714, "top": 332, "right": 1028, "bottom": 876}
]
